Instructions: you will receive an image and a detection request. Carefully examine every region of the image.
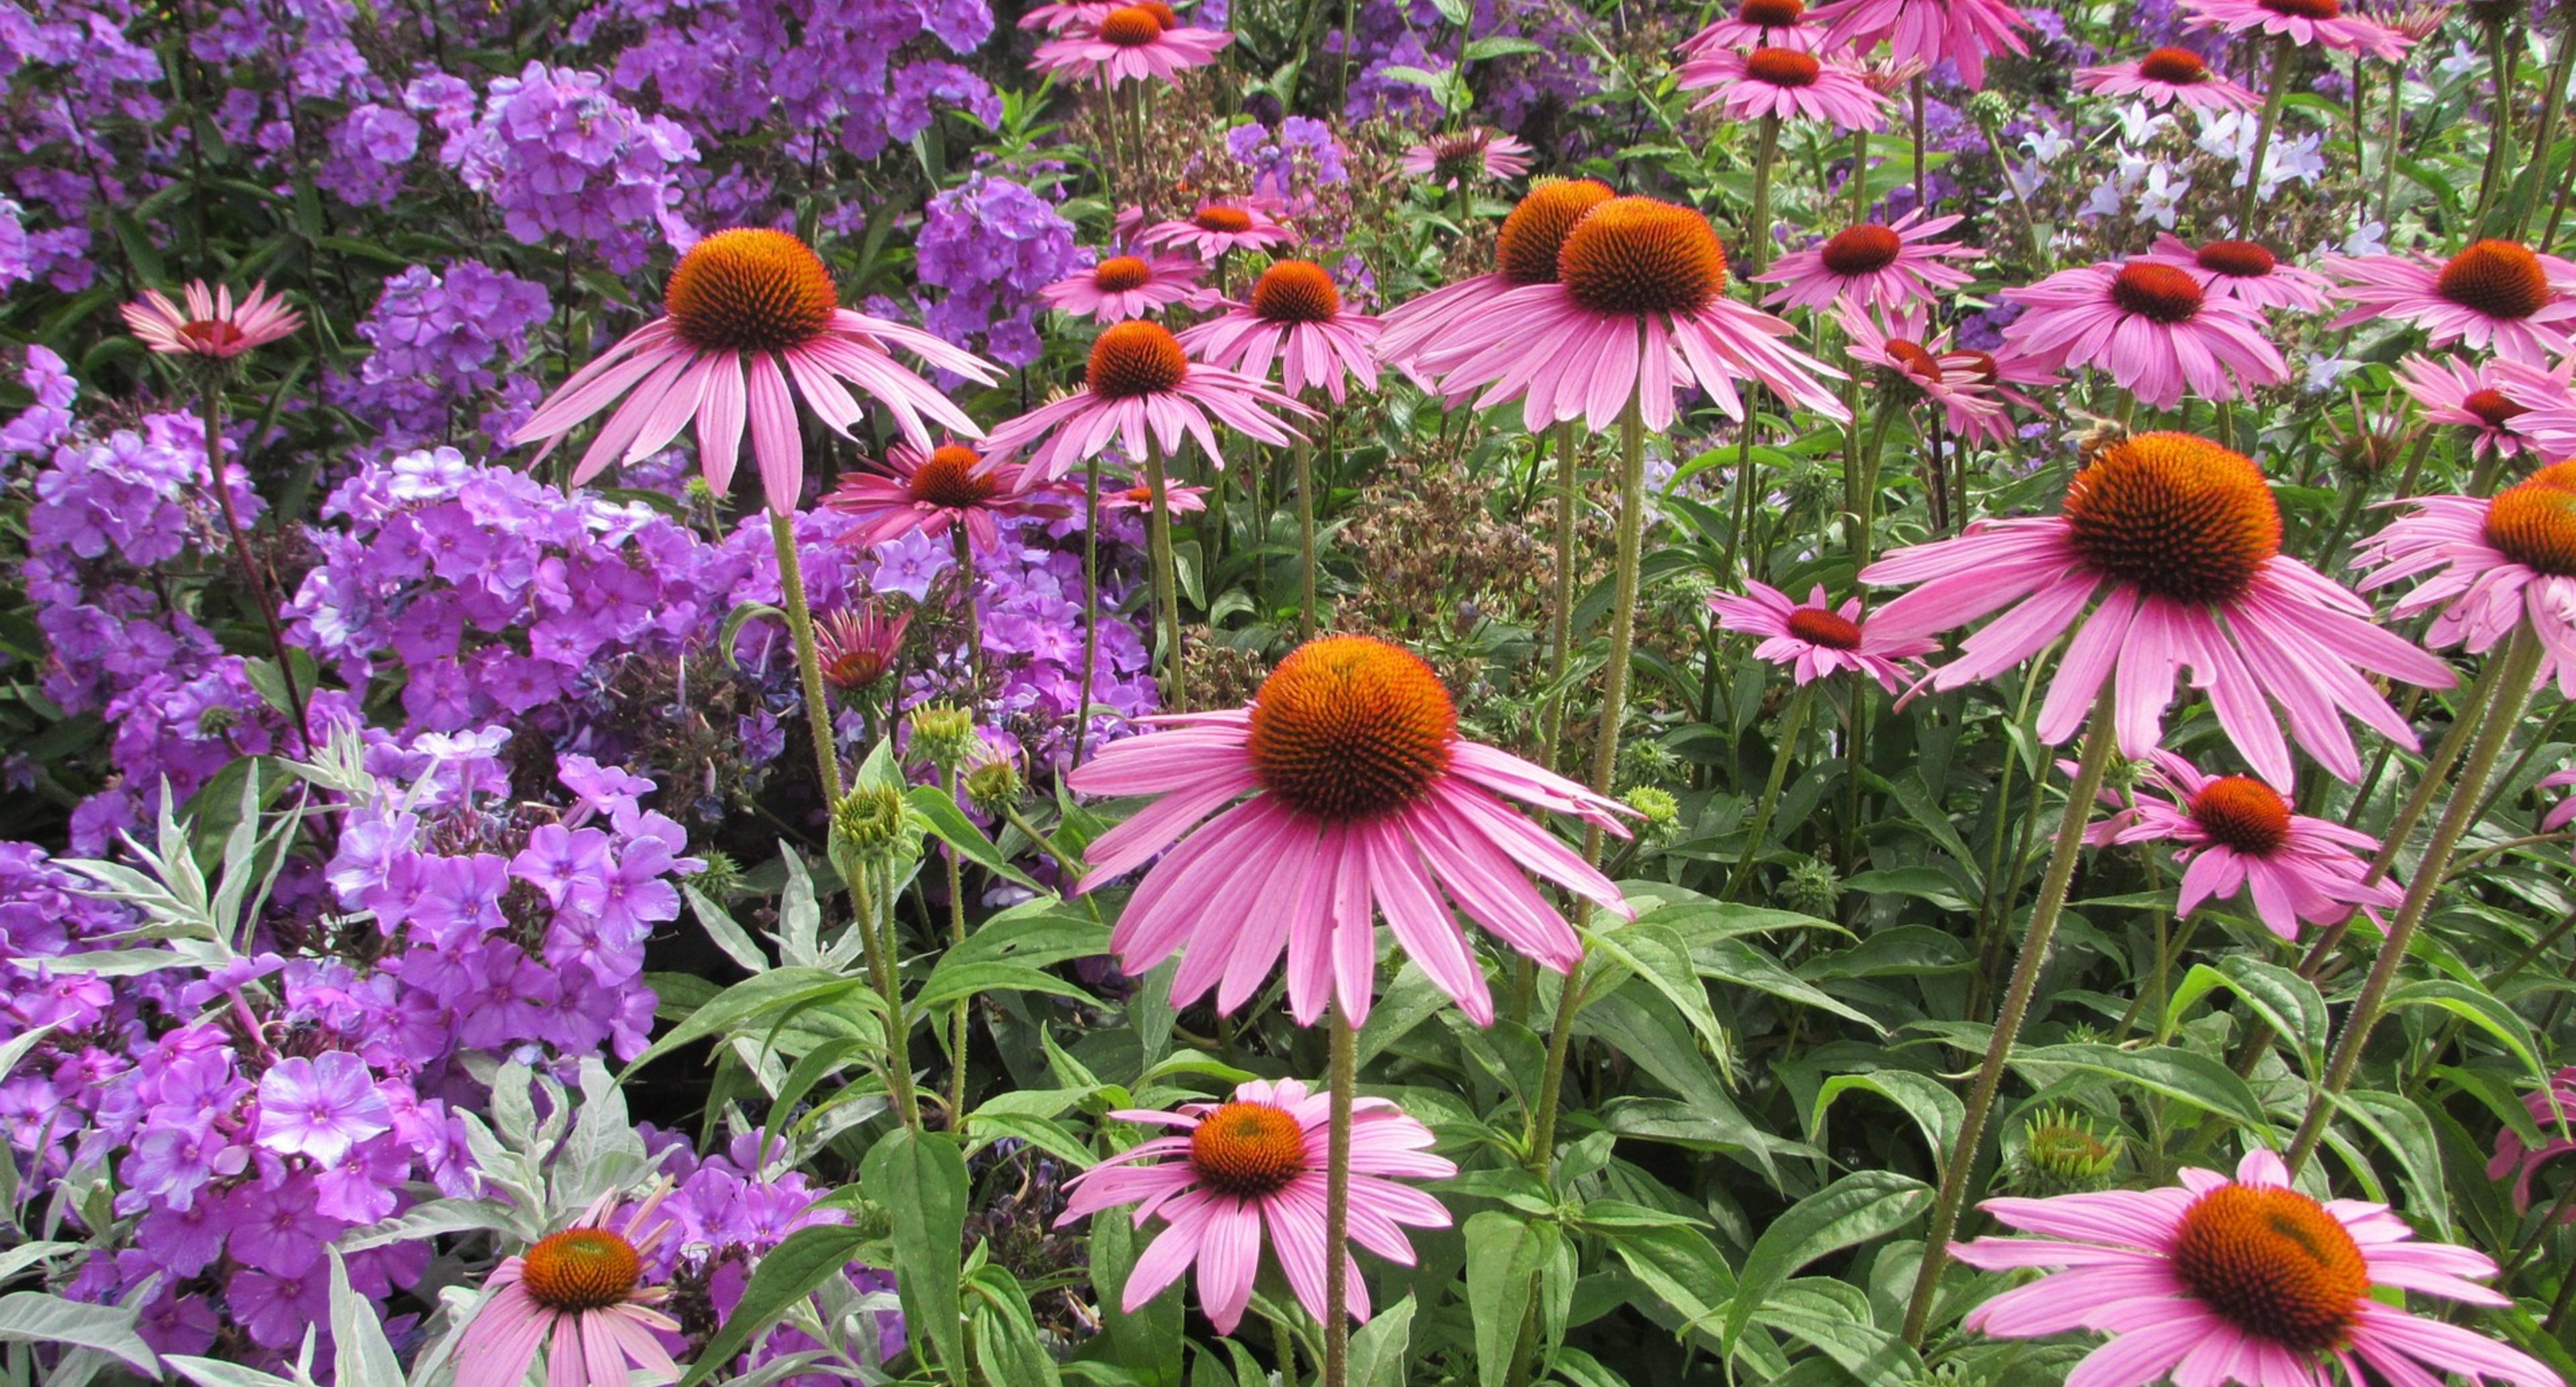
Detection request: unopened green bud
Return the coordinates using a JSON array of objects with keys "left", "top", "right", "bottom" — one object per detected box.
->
[
  {"left": 1623, "top": 785, "right": 1679, "bottom": 830},
  {"left": 908, "top": 704, "right": 979, "bottom": 773},
  {"left": 1965, "top": 90, "right": 2013, "bottom": 127},
  {"left": 684, "top": 850, "right": 745, "bottom": 901},
  {"left": 963, "top": 757, "right": 1024, "bottom": 818},
  {"left": 1778, "top": 854, "right": 1843, "bottom": 918},
  {"left": 845, "top": 1197, "right": 895, "bottom": 1242},
  {"left": 830, "top": 784, "right": 920, "bottom": 876},
  {"left": 2019, "top": 1107, "right": 2124, "bottom": 1191}
]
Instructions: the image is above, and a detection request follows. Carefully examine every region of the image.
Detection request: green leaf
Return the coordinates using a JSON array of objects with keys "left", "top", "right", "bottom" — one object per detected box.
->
[
  {"left": 2167, "top": 959, "right": 2330, "bottom": 1078},
  {"left": 327, "top": 1250, "right": 402, "bottom": 1385},
  {"left": 676, "top": 1225, "right": 873, "bottom": 1387},
  {"left": 1586, "top": 921, "right": 1733, "bottom": 1084},
  {"left": 1466, "top": 1210, "right": 1554, "bottom": 1387},
  {"left": 969, "top": 1265, "right": 1064, "bottom": 1387},
  {"left": 1089, "top": 1205, "right": 1183, "bottom": 1387},
  {"left": 1462, "top": 35, "right": 1542, "bottom": 60},
  {"left": 910, "top": 785, "right": 1049, "bottom": 892},
  {"left": 2010, "top": 1042, "right": 2273, "bottom": 1134},
  {"left": 619, "top": 967, "right": 869, "bottom": 1075},
  {"left": 1606, "top": 1225, "right": 1735, "bottom": 1351},
  {"left": 1349, "top": 1294, "right": 1416, "bottom": 1387},
  {"left": 915, "top": 961, "right": 1097, "bottom": 1009},
  {"left": 2330, "top": 1089, "right": 2449, "bottom": 1228},
  {"left": 1723, "top": 1170, "right": 1931, "bottom": 1349},
  {"left": 2385, "top": 979, "right": 2549, "bottom": 1085},
  {"left": 1809, "top": 1071, "right": 1964, "bottom": 1174},
  {"left": 865, "top": 1128, "right": 971, "bottom": 1381},
  {"left": 0, "top": 1292, "right": 157, "bottom": 1373}
]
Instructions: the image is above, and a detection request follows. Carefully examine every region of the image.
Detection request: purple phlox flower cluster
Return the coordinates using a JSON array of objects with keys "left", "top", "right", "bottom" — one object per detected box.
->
[
  {"left": 1334, "top": 0, "right": 1601, "bottom": 137},
  {"left": 337, "top": 262, "right": 552, "bottom": 459},
  {"left": 425, "top": 62, "right": 697, "bottom": 273},
  {"left": 319, "top": 102, "right": 423, "bottom": 208},
  {"left": 914, "top": 172, "right": 1083, "bottom": 370},
  {"left": 0, "top": 0, "right": 162, "bottom": 289},
  {"left": 1224, "top": 117, "right": 1348, "bottom": 224},
  {"left": 1, "top": 345, "right": 78, "bottom": 462},
  {"left": 0, "top": 197, "right": 29, "bottom": 292}
]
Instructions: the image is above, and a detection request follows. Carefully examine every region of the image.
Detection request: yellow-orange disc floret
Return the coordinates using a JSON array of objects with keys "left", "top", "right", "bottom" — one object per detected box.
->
[
  {"left": 2483, "top": 459, "right": 2576, "bottom": 577},
  {"left": 1092, "top": 256, "right": 1154, "bottom": 292},
  {"left": 2190, "top": 775, "right": 2293, "bottom": 854},
  {"left": 1187, "top": 1101, "right": 1309, "bottom": 1199},
  {"left": 2195, "top": 239, "right": 2277, "bottom": 278},
  {"left": 1739, "top": 0, "right": 1806, "bottom": 23},
  {"left": 1556, "top": 197, "right": 1729, "bottom": 317},
  {"left": 2062, "top": 432, "right": 2282, "bottom": 605},
  {"left": 2436, "top": 239, "right": 2553, "bottom": 321},
  {"left": 2109, "top": 262, "right": 2206, "bottom": 325},
  {"left": 1495, "top": 178, "right": 1617, "bottom": 286},
  {"left": 2168, "top": 1184, "right": 2371, "bottom": 1353},
  {"left": 2139, "top": 46, "right": 2212, "bottom": 82},
  {"left": 520, "top": 1228, "right": 644, "bottom": 1313},
  {"left": 1819, "top": 224, "right": 1904, "bottom": 276},
  {"left": 1096, "top": 5, "right": 1166, "bottom": 46},
  {"left": 665, "top": 228, "right": 840, "bottom": 355},
  {"left": 1745, "top": 46, "right": 1823, "bottom": 87},
  {"left": 1087, "top": 321, "right": 1190, "bottom": 399},
  {"left": 1193, "top": 204, "right": 1254, "bottom": 233},
  {"left": 1250, "top": 260, "right": 1342, "bottom": 324},
  {"left": 1247, "top": 634, "right": 1458, "bottom": 821},
  {"left": 908, "top": 445, "right": 999, "bottom": 508}
]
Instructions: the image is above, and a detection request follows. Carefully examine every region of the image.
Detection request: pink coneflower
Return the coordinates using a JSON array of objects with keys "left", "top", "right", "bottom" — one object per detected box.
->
[
  {"left": 1709, "top": 581, "right": 1936, "bottom": 692},
  {"left": 822, "top": 442, "right": 1063, "bottom": 552},
  {"left": 2351, "top": 459, "right": 2576, "bottom": 696},
  {"left": 1862, "top": 432, "right": 2455, "bottom": 785},
  {"left": 1952, "top": 1148, "right": 2559, "bottom": 1387},
  {"left": 1806, "top": 0, "right": 2033, "bottom": 87},
  {"left": 2075, "top": 46, "right": 2261, "bottom": 109},
  {"left": 454, "top": 1185, "right": 680, "bottom": 1387},
  {"left": 2181, "top": 0, "right": 2412, "bottom": 56},
  {"left": 121, "top": 280, "right": 302, "bottom": 359},
  {"left": 513, "top": 227, "right": 994, "bottom": 516},
  {"left": 1998, "top": 259, "right": 2287, "bottom": 410},
  {"left": 2318, "top": 239, "right": 2576, "bottom": 364},
  {"left": 814, "top": 604, "right": 910, "bottom": 691},
  {"left": 982, "top": 320, "right": 1309, "bottom": 482},
  {"left": 1177, "top": 260, "right": 1383, "bottom": 403},
  {"left": 1416, "top": 196, "right": 1848, "bottom": 431},
  {"left": 1399, "top": 126, "right": 1533, "bottom": 186},
  {"left": 1376, "top": 178, "right": 1614, "bottom": 384},
  {"left": 2135, "top": 233, "right": 2333, "bottom": 312},
  {"left": 1138, "top": 200, "right": 1297, "bottom": 260},
  {"left": 2488, "top": 1066, "right": 2576, "bottom": 1215},
  {"left": 1065, "top": 634, "right": 1635, "bottom": 1025},
  {"left": 1059, "top": 1077, "right": 1454, "bottom": 1333},
  {"left": 1030, "top": 4, "right": 1232, "bottom": 88},
  {"left": 1038, "top": 251, "right": 1212, "bottom": 323},
  {"left": 2106, "top": 750, "right": 2401, "bottom": 940},
  {"left": 1018, "top": 0, "right": 1182, "bottom": 29},
  {"left": 1102, "top": 476, "right": 1211, "bottom": 515},
  {"left": 1680, "top": 0, "right": 1822, "bottom": 54},
  {"left": 1838, "top": 303, "right": 2010, "bottom": 440},
  {"left": 1675, "top": 46, "right": 1890, "bottom": 129},
  {"left": 2394, "top": 354, "right": 2569, "bottom": 459},
  {"left": 1757, "top": 211, "right": 1979, "bottom": 313}
]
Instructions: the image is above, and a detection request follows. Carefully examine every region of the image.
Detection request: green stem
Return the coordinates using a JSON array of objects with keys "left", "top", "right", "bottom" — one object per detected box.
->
[
  {"left": 855, "top": 861, "right": 924, "bottom": 1132},
  {"left": 2475, "top": 18, "right": 2518, "bottom": 228},
  {"left": 1910, "top": 76, "right": 1929, "bottom": 213},
  {"left": 1073, "top": 458, "right": 1102, "bottom": 768},
  {"left": 1144, "top": 441, "right": 1185, "bottom": 712},
  {"left": 772, "top": 509, "right": 845, "bottom": 804},
  {"left": 1540, "top": 422, "right": 1580, "bottom": 776},
  {"left": 2380, "top": 54, "right": 2405, "bottom": 228},
  {"left": 1725, "top": 681, "right": 1814, "bottom": 901},
  {"left": 1295, "top": 437, "right": 1318, "bottom": 641},
  {"left": 2239, "top": 34, "right": 2300, "bottom": 234},
  {"left": 1749, "top": 115, "right": 1780, "bottom": 274},
  {"left": 1900, "top": 682, "right": 2118, "bottom": 1346},
  {"left": 201, "top": 383, "right": 308, "bottom": 751},
  {"left": 1322, "top": 1008, "right": 1356, "bottom": 1387},
  {"left": 943, "top": 765, "right": 971, "bottom": 1121},
  {"left": 2284, "top": 622, "right": 2544, "bottom": 1174},
  {"left": 1849, "top": 125, "right": 1869, "bottom": 223},
  {"left": 952, "top": 528, "right": 982, "bottom": 700}
]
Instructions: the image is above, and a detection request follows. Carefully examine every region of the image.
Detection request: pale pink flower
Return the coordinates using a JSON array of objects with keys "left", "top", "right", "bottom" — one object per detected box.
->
[
  {"left": 2182, "top": 0, "right": 2412, "bottom": 57},
  {"left": 1398, "top": 127, "right": 1533, "bottom": 185},
  {"left": 2350, "top": 460, "right": 2576, "bottom": 697},
  {"left": 981, "top": 320, "right": 1311, "bottom": 483},
  {"left": 121, "top": 280, "right": 301, "bottom": 358},
  {"left": 454, "top": 1184, "right": 680, "bottom": 1387},
  {"left": 2394, "top": 354, "right": 2570, "bottom": 459},
  {"left": 1838, "top": 302, "right": 2012, "bottom": 441},
  {"left": 1137, "top": 200, "right": 1298, "bottom": 260},
  {"left": 2106, "top": 750, "right": 2400, "bottom": 939},
  {"left": 1038, "top": 252, "right": 1214, "bottom": 323},
  {"left": 1860, "top": 431, "right": 2455, "bottom": 785},
  {"left": 1101, "top": 476, "right": 1211, "bottom": 516},
  {"left": 815, "top": 604, "right": 910, "bottom": 691},
  {"left": 2076, "top": 46, "right": 2261, "bottom": 109},
  {"left": 1059, "top": 1077, "right": 1455, "bottom": 1333},
  {"left": 1758, "top": 211, "right": 1979, "bottom": 313},
  {"left": 1065, "top": 634, "right": 1635, "bottom": 1026},
  {"left": 1680, "top": 0, "right": 1824, "bottom": 53},
  {"left": 1806, "top": 0, "right": 2033, "bottom": 87},
  {"left": 1709, "top": 581, "right": 1936, "bottom": 691},
  {"left": 1952, "top": 1149, "right": 2559, "bottom": 1387},
  {"left": 1414, "top": 195, "right": 1849, "bottom": 431},
  {"left": 1675, "top": 46, "right": 1891, "bottom": 129},
  {"left": 822, "top": 442, "right": 1066, "bottom": 551},
  {"left": 2137, "top": 233, "right": 2334, "bottom": 312},
  {"left": 2488, "top": 1066, "right": 2576, "bottom": 1215},
  {"left": 513, "top": 227, "right": 995, "bottom": 516},
  {"left": 2318, "top": 239, "right": 2576, "bottom": 364},
  {"left": 1177, "top": 259, "right": 1383, "bottom": 402},
  {"left": 1030, "top": 5, "right": 1232, "bottom": 87},
  {"left": 1999, "top": 258, "right": 2288, "bottom": 410}
]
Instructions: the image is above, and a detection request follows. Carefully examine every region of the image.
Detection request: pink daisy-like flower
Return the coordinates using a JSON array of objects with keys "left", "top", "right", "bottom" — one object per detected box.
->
[
  {"left": 982, "top": 320, "right": 1311, "bottom": 483},
  {"left": 121, "top": 280, "right": 302, "bottom": 359},
  {"left": 2182, "top": 0, "right": 2412, "bottom": 57},
  {"left": 1177, "top": 260, "right": 1383, "bottom": 403},
  {"left": 1838, "top": 302, "right": 2011, "bottom": 441},
  {"left": 454, "top": 1184, "right": 680, "bottom": 1387},
  {"left": 2540, "top": 767, "right": 2576, "bottom": 831},
  {"left": 1758, "top": 211, "right": 1979, "bottom": 313},
  {"left": 2318, "top": 239, "right": 2576, "bottom": 364},
  {"left": 2394, "top": 354, "right": 2570, "bottom": 459},
  {"left": 1806, "top": 0, "right": 2032, "bottom": 87},
  {"left": 1675, "top": 46, "right": 1890, "bottom": 130},
  {"left": 2076, "top": 45, "right": 2261, "bottom": 109},
  {"left": 2137, "top": 233, "right": 2334, "bottom": 312},
  {"left": 1376, "top": 178, "right": 1614, "bottom": 384},
  {"left": 513, "top": 227, "right": 995, "bottom": 516},
  {"left": 1038, "top": 251, "right": 1213, "bottom": 323},
  {"left": 1680, "top": 0, "right": 1823, "bottom": 54},
  {"left": 2487, "top": 1066, "right": 2576, "bottom": 1215},
  {"left": 1065, "top": 634, "right": 1636, "bottom": 1026},
  {"left": 1998, "top": 258, "right": 2288, "bottom": 410},
  {"left": 2106, "top": 750, "right": 2401, "bottom": 940},
  {"left": 1102, "top": 476, "right": 1211, "bottom": 516},
  {"left": 815, "top": 604, "right": 910, "bottom": 691},
  {"left": 2351, "top": 460, "right": 2576, "bottom": 696},
  {"left": 1137, "top": 199, "right": 1298, "bottom": 260},
  {"left": 822, "top": 442, "right": 1065, "bottom": 552},
  {"left": 1030, "top": 4, "right": 1232, "bottom": 88},
  {"left": 1398, "top": 126, "right": 1533, "bottom": 186},
  {"left": 1709, "top": 581, "right": 1937, "bottom": 692},
  {"left": 1952, "top": 1148, "right": 2559, "bottom": 1387},
  {"left": 1018, "top": 0, "right": 1187, "bottom": 29},
  {"left": 1059, "top": 1077, "right": 1454, "bottom": 1333},
  {"left": 1862, "top": 431, "right": 2455, "bottom": 785},
  {"left": 1415, "top": 196, "right": 1849, "bottom": 431}
]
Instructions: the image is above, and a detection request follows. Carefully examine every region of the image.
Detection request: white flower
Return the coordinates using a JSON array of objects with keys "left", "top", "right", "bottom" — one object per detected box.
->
[
  {"left": 2081, "top": 176, "right": 2127, "bottom": 220},
  {"left": 2303, "top": 353, "right": 2361, "bottom": 392},
  {"left": 2022, "top": 124, "right": 2075, "bottom": 163},
  {"left": 2436, "top": 38, "right": 2484, "bottom": 82},
  {"left": 2136, "top": 164, "right": 2187, "bottom": 229},
  {"left": 2194, "top": 109, "right": 2255, "bottom": 163},
  {"left": 2341, "top": 220, "right": 2390, "bottom": 256},
  {"left": 2115, "top": 103, "right": 2174, "bottom": 148}
]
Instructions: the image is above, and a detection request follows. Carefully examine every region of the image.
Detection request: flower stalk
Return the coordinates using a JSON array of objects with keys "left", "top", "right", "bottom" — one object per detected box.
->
[
  {"left": 1144, "top": 439, "right": 1186, "bottom": 712},
  {"left": 199, "top": 381, "right": 308, "bottom": 751},
  {"left": 1725, "top": 681, "right": 1814, "bottom": 901},
  {"left": 1322, "top": 1006, "right": 1357, "bottom": 1387},
  {"left": 771, "top": 510, "right": 845, "bottom": 804}
]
